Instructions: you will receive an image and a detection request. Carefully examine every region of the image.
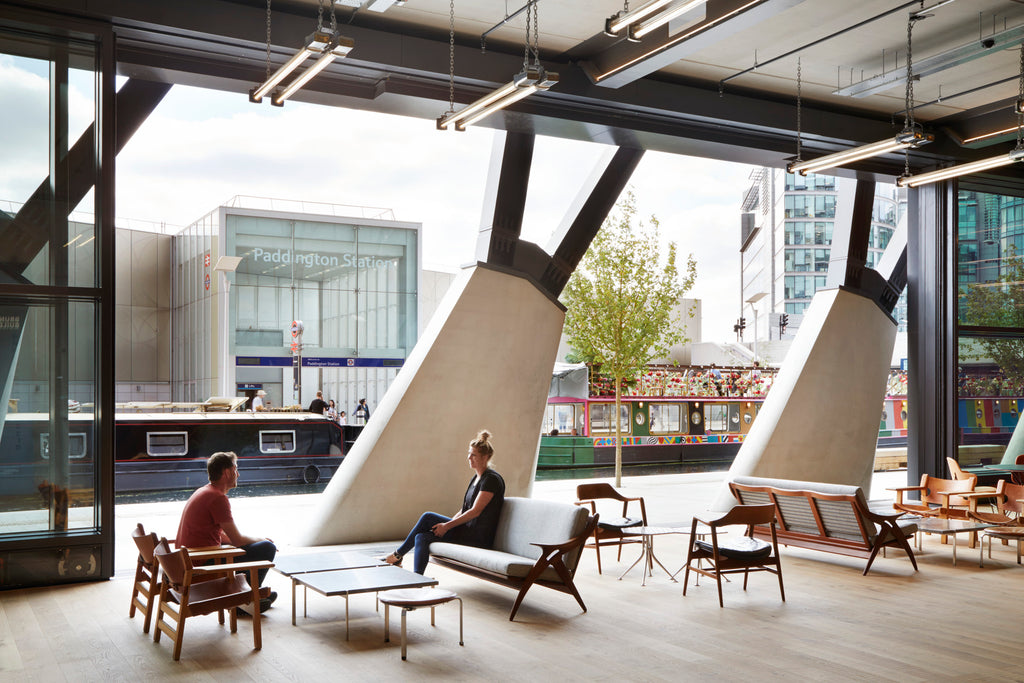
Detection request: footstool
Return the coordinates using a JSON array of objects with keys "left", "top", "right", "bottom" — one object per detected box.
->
[
  {"left": 982, "top": 526, "right": 1024, "bottom": 565},
  {"left": 378, "top": 587, "right": 463, "bottom": 660}
]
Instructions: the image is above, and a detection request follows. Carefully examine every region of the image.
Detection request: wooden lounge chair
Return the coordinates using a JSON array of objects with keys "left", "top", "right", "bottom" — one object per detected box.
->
[
  {"left": 153, "top": 537, "right": 273, "bottom": 661},
  {"left": 575, "top": 483, "right": 647, "bottom": 575},
  {"left": 682, "top": 504, "right": 785, "bottom": 607}
]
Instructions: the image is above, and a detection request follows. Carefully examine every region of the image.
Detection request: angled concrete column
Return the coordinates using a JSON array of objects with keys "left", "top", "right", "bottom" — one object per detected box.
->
[
  {"left": 302, "top": 265, "right": 564, "bottom": 546},
  {"left": 711, "top": 288, "right": 897, "bottom": 510}
]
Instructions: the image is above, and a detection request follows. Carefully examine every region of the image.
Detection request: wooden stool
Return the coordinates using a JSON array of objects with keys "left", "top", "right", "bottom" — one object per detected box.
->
[{"left": 378, "top": 587, "right": 463, "bottom": 661}]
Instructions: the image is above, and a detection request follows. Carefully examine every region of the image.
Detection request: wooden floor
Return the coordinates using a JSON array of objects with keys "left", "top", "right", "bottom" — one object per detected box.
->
[{"left": 3, "top": 471, "right": 1024, "bottom": 682}]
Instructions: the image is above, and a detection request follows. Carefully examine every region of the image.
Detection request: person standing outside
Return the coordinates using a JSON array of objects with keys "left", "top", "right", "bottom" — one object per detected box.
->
[
  {"left": 251, "top": 389, "right": 266, "bottom": 412},
  {"left": 326, "top": 399, "right": 338, "bottom": 422},
  {"left": 355, "top": 398, "right": 370, "bottom": 425},
  {"left": 308, "top": 390, "right": 328, "bottom": 415},
  {"left": 176, "top": 451, "right": 278, "bottom": 610}
]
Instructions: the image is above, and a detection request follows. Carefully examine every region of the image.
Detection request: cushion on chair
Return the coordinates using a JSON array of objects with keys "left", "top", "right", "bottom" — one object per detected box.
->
[
  {"left": 696, "top": 536, "right": 772, "bottom": 559},
  {"left": 598, "top": 516, "right": 642, "bottom": 530}
]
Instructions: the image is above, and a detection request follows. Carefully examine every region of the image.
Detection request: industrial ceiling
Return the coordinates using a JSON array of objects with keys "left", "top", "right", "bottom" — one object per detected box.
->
[{"left": 7, "top": 0, "right": 1024, "bottom": 178}]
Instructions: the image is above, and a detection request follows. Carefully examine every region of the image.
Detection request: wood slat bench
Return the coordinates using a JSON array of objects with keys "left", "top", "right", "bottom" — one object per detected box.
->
[{"left": 729, "top": 476, "right": 919, "bottom": 575}]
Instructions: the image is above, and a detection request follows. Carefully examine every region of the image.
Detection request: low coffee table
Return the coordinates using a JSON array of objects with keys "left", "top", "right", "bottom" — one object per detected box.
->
[
  {"left": 913, "top": 518, "right": 994, "bottom": 567},
  {"left": 293, "top": 565, "right": 439, "bottom": 640},
  {"left": 273, "top": 550, "right": 384, "bottom": 625}
]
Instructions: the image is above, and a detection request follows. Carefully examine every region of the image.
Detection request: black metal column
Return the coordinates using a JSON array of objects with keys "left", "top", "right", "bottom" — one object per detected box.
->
[
  {"left": 543, "top": 147, "right": 645, "bottom": 297},
  {"left": 481, "top": 132, "right": 534, "bottom": 268},
  {"left": 907, "top": 182, "right": 956, "bottom": 482}
]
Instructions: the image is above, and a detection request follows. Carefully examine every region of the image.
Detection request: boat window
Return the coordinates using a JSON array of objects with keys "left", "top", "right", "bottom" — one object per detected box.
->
[
  {"left": 649, "top": 404, "right": 682, "bottom": 434},
  {"left": 704, "top": 404, "right": 730, "bottom": 432},
  {"left": 260, "top": 430, "right": 296, "bottom": 453},
  {"left": 40, "top": 433, "right": 88, "bottom": 460},
  {"left": 542, "top": 404, "right": 580, "bottom": 435},
  {"left": 590, "top": 403, "right": 630, "bottom": 435},
  {"left": 147, "top": 432, "right": 188, "bottom": 456}
]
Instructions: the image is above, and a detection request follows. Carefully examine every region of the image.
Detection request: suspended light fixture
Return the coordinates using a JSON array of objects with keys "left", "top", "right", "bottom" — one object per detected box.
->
[
  {"left": 605, "top": 0, "right": 707, "bottom": 40},
  {"left": 899, "top": 43, "right": 1024, "bottom": 187},
  {"left": 788, "top": 13, "right": 933, "bottom": 176},
  {"left": 437, "top": 0, "right": 557, "bottom": 131},
  {"left": 249, "top": 0, "right": 354, "bottom": 105}
]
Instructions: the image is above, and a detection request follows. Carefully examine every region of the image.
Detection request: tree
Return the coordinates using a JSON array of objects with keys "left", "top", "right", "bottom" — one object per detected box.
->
[
  {"left": 958, "top": 249, "right": 1024, "bottom": 387},
  {"left": 562, "top": 191, "right": 697, "bottom": 486}
]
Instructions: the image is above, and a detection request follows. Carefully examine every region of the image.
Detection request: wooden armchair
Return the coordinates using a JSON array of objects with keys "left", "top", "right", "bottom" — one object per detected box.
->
[
  {"left": 153, "top": 537, "right": 273, "bottom": 661},
  {"left": 890, "top": 474, "right": 978, "bottom": 519},
  {"left": 575, "top": 483, "right": 647, "bottom": 575},
  {"left": 129, "top": 524, "right": 161, "bottom": 634},
  {"left": 681, "top": 504, "right": 784, "bottom": 608},
  {"left": 966, "top": 479, "right": 1024, "bottom": 526}
]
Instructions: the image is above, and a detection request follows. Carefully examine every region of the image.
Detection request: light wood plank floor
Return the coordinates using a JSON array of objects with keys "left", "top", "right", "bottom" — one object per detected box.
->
[{"left": 3, "top": 471, "right": 1023, "bottom": 682}]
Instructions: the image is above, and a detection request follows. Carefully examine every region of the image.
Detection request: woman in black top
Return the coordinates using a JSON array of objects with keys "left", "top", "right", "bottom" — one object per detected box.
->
[{"left": 384, "top": 430, "right": 505, "bottom": 574}]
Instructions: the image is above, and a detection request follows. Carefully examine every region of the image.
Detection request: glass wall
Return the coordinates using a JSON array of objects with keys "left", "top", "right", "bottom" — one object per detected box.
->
[
  {"left": 229, "top": 213, "right": 418, "bottom": 358},
  {"left": 956, "top": 189, "right": 1024, "bottom": 464},
  {"left": 0, "top": 18, "right": 113, "bottom": 586}
]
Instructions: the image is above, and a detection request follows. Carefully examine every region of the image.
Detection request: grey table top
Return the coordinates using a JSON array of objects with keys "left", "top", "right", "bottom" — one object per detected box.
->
[
  {"left": 294, "top": 565, "right": 438, "bottom": 597},
  {"left": 914, "top": 518, "right": 995, "bottom": 533},
  {"left": 272, "top": 550, "right": 383, "bottom": 577}
]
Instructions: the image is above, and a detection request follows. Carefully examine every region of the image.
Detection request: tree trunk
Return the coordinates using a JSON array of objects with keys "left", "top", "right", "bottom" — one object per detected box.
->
[{"left": 614, "top": 376, "right": 622, "bottom": 487}]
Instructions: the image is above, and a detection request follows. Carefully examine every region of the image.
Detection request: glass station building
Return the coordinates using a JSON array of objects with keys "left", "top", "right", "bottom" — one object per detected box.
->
[{"left": 173, "top": 199, "right": 421, "bottom": 412}]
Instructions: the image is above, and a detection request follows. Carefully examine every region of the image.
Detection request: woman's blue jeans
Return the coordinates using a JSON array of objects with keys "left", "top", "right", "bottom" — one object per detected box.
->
[{"left": 395, "top": 512, "right": 451, "bottom": 574}]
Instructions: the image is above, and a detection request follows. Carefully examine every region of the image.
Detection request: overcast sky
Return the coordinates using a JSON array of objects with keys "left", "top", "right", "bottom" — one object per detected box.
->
[{"left": 2, "top": 58, "right": 755, "bottom": 341}]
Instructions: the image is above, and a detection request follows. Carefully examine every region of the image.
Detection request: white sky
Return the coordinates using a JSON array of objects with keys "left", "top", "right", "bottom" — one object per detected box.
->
[{"left": 2, "top": 59, "right": 755, "bottom": 341}]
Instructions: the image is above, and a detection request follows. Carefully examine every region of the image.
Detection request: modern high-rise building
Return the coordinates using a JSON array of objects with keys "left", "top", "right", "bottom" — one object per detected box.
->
[{"left": 739, "top": 169, "right": 907, "bottom": 353}]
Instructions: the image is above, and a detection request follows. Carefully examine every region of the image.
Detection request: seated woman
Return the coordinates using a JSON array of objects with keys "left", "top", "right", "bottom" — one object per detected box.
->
[{"left": 384, "top": 430, "right": 505, "bottom": 574}]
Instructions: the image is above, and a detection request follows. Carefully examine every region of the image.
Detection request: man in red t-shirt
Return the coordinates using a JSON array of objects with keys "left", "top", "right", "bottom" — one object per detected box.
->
[{"left": 177, "top": 451, "right": 278, "bottom": 610}]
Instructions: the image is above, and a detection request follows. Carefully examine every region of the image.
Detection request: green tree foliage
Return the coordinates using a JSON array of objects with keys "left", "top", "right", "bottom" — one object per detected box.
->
[
  {"left": 562, "top": 191, "right": 697, "bottom": 486},
  {"left": 959, "top": 250, "right": 1024, "bottom": 386}
]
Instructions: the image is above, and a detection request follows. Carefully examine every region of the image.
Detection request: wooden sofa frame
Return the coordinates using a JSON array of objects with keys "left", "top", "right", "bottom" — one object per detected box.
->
[
  {"left": 430, "top": 514, "right": 599, "bottom": 621},
  {"left": 729, "top": 480, "right": 918, "bottom": 575}
]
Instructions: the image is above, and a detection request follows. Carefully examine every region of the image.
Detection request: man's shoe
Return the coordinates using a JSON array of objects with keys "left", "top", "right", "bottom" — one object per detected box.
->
[{"left": 259, "top": 591, "right": 278, "bottom": 612}]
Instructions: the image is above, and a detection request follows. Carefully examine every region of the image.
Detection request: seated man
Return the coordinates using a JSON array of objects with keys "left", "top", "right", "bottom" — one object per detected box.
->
[{"left": 176, "top": 451, "right": 278, "bottom": 611}]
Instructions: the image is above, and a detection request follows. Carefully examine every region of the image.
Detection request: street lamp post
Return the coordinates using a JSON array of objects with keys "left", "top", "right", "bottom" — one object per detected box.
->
[
  {"left": 213, "top": 256, "right": 243, "bottom": 397},
  {"left": 745, "top": 291, "right": 767, "bottom": 363}
]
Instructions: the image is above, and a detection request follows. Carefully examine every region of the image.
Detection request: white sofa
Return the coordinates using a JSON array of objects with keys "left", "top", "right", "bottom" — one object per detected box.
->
[{"left": 430, "top": 497, "right": 597, "bottom": 621}]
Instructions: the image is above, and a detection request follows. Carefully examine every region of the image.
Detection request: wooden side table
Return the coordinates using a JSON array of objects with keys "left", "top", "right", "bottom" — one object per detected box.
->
[{"left": 378, "top": 587, "right": 463, "bottom": 661}]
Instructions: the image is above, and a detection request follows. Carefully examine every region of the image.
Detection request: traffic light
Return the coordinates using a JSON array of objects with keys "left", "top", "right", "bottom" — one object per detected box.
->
[
  {"left": 779, "top": 313, "right": 789, "bottom": 334},
  {"left": 739, "top": 317, "right": 746, "bottom": 331}
]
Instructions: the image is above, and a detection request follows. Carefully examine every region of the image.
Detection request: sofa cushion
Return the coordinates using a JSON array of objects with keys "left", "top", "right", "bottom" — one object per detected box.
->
[
  {"left": 492, "top": 497, "right": 589, "bottom": 561},
  {"left": 430, "top": 543, "right": 563, "bottom": 582}
]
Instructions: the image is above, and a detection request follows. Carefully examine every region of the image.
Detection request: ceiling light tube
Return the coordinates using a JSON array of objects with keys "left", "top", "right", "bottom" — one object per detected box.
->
[
  {"left": 271, "top": 35, "right": 354, "bottom": 106},
  {"left": 629, "top": 0, "right": 708, "bottom": 40},
  {"left": 250, "top": 30, "right": 335, "bottom": 103},
  {"left": 457, "top": 85, "right": 539, "bottom": 129},
  {"left": 436, "top": 69, "right": 558, "bottom": 131},
  {"left": 605, "top": 0, "right": 680, "bottom": 36},
  {"left": 787, "top": 131, "right": 933, "bottom": 176},
  {"left": 897, "top": 148, "right": 1024, "bottom": 187}
]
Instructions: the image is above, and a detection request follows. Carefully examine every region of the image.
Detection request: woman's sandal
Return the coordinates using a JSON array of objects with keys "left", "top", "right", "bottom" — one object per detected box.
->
[{"left": 382, "top": 553, "right": 403, "bottom": 567}]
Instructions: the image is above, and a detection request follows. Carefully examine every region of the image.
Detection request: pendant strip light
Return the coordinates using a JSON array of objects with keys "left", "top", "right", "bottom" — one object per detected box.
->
[
  {"left": 629, "top": 0, "right": 708, "bottom": 40},
  {"left": 605, "top": 0, "right": 707, "bottom": 39},
  {"left": 437, "top": 0, "right": 558, "bottom": 131},
  {"left": 789, "top": 13, "right": 932, "bottom": 176},
  {"left": 249, "top": 0, "right": 354, "bottom": 105},
  {"left": 899, "top": 43, "right": 1024, "bottom": 187}
]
